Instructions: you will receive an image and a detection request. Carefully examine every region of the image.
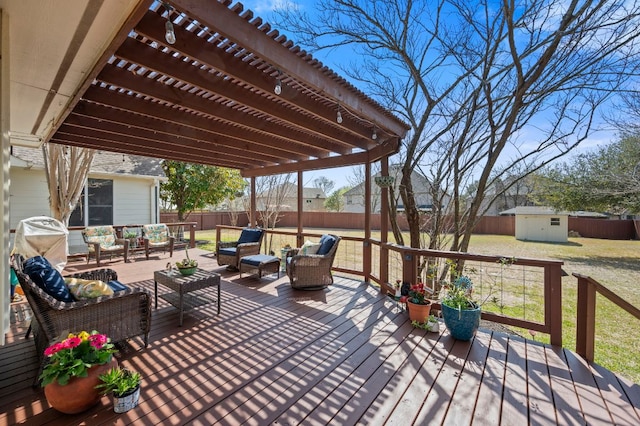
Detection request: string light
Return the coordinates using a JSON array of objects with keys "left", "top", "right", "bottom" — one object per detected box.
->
[
  {"left": 372, "top": 127, "right": 377, "bottom": 140},
  {"left": 336, "top": 104, "right": 343, "bottom": 124},
  {"left": 163, "top": 3, "right": 176, "bottom": 45},
  {"left": 274, "top": 71, "right": 282, "bottom": 95}
]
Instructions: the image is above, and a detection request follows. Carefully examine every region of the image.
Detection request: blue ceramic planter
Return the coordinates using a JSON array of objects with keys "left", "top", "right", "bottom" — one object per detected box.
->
[{"left": 441, "top": 302, "right": 481, "bottom": 341}]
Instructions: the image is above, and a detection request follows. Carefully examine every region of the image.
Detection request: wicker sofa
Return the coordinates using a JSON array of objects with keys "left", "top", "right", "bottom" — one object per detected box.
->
[
  {"left": 286, "top": 234, "right": 341, "bottom": 290},
  {"left": 11, "top": 255, "right": 151, "bottom": 384}
]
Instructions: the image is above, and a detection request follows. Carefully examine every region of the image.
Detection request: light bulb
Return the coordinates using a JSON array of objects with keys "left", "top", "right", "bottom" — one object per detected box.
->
[
  {"left": 274, "top": 79, "right": 282, "bottom": 95},
  {"left": 372, "top": 129, "right": 377, "bottom": 140},
  {"left": 337, "top": 110, "right": 343, "bottom": 124},
  {"left": 165, "top": 20, "right": 176, "bottom": 45}
]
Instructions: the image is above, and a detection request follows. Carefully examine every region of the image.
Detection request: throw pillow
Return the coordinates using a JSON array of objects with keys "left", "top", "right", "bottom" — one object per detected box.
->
[
  {"left": 65, "top": 278, "right": 114, "bottom": 299},
  {"left": 107, "top": 280, "right": 129, "bottom": 292},
  {"left": 24, "top": 256, "right": 74, "bottom": 302},
  {"left": 301, "top": 240, "right": 321, "bottom": 255}
]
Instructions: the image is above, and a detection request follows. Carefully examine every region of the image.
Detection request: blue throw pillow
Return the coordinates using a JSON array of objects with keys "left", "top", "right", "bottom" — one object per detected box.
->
[
  {"left": 317, "top": 235, "right": 337, "bottom": 255},
  {"left": 24, "top": 256, "right": 74, "bottom": 302},
  {"left": 107, "top": 280, "right": 129, "bottom": 292},
  {"left": 238, "top": 228, "right": 262, "bottom": 244}
]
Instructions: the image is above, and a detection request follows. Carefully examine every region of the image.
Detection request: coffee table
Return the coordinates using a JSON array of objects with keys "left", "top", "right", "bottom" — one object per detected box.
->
[{"left": 154, "top": 268, "right": 220, "bottom": 326}]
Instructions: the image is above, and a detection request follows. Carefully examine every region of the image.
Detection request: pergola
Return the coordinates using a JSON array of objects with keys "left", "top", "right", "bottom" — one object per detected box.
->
[{"left": 0, "top": 0, "right": 408, "bottom": 342}]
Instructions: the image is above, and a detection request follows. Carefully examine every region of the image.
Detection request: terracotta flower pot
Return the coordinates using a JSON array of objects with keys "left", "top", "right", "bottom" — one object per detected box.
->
[
  {"left": 44, "top": 358, "right": 118, "bottom": 414},
  {"left": 407, "top": 300, "right": 432, "bottom": 323}
]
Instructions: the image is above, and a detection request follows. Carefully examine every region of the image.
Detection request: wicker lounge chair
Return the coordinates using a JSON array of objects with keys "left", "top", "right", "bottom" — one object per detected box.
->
[
  {"left": 142, "top": 224, "right": 175, "bottom": 260},
  {"left": 286, "top": 234, "right": 341, "bottom": 290},
  {"left": 11, "top": 255, "right": 151, "bottom": 385},
  {"left": 82, "top": 225, "right": 129, "bottom": 266},
  {"left": 216, "top": 228, "right": 264, "bottom": 270}
]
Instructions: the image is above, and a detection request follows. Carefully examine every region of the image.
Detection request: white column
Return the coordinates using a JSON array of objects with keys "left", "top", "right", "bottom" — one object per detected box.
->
[{"left": 1, "top": 9, "right": 11, "bottom": 344}]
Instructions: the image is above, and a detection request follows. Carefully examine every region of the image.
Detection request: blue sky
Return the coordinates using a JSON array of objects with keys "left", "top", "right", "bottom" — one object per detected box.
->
[{"left": 243, "top": 1, "right": 619, "bottom": 192}]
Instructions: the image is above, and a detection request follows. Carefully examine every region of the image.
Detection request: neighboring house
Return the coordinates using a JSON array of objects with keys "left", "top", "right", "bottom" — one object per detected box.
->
[
  {"left": 255, "top": 183, "right": 327, "bottom": 212},
  {"left": 343, "top": 166, "right": 442, "bottom": 214},
  {"left": 9, "top": 146, "right": 166, "bottom": 248},
  {"left": 502, "top": 206, "right": 568, "bottom": 243}
]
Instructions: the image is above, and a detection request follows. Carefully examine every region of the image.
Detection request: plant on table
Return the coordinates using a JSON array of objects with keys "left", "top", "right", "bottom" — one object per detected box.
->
[{"left": 176, "top": 247, "right": 198, "bottom": 269}]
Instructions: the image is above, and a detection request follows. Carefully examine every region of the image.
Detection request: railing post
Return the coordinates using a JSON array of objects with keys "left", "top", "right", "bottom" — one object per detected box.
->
[
  {"left": 545, "top": 263, "right": 563, "bottom": 347},
  {"left": 402, "top": 248, "right": 418, "bottom": 285},
  {"left": 576, "top": 275, "right": 596, "bottom": 361}
]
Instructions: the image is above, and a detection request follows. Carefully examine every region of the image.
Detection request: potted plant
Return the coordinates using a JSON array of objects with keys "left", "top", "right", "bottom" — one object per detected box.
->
[
  {"left": 97, "top": 367, "right": 142, "bottom": 413},
  {"left": 411, "top": 314, "right": 440, "bottom": 333},
  {"left": 175, "top": 247, "right": 198, "bottom": 276},
  {"left": 399, "top": 281, "right": 432, "bottom": 323},
  {"left": 40, "top": 330, "right": 118, "bottom": 414},
  {"left": 440, "top": 275, "right": 481, "bottom": 341}
]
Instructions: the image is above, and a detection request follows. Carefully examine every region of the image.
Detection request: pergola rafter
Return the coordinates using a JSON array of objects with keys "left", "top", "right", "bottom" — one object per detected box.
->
[{"left": 46, "top": 0, "right": 409, "bottom": 176}]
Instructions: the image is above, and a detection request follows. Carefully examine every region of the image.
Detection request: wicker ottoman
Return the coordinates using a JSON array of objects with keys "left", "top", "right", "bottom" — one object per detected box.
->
[{"left": 239, "top": 254, "right": 280, "bottom": 279}]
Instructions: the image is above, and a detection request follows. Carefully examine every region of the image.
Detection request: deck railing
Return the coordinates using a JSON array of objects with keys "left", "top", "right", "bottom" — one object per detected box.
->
[
  {"left": 573, "top": 273, "right": 640, "bottom": 361},
  {"left": 216, "top": 225, "right": 564, "bottom": 346}
]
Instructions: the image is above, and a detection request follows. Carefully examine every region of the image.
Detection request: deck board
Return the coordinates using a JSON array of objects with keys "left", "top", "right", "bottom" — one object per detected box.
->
[{"left": 1, "top": 249, "right": 638, "bottom": 425}]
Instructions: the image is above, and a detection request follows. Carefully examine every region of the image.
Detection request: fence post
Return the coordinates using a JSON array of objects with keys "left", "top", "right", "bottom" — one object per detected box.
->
[{"left": 575, "top": 275, "right": 596, "bottom": 361}]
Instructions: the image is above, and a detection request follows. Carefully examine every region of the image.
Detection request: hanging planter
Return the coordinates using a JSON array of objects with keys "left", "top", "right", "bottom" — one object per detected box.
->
[{"left": 374, "top": 175, "right": 395, "bottom": 188}]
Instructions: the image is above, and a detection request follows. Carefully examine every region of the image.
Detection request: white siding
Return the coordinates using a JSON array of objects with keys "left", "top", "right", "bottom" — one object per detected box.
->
[
  {"left": 515, "top": 214, "right": 568, "bottom": 242},
  {"left": 9, "top": 169, "right": 52, "bottom": 228},
  {"left": 113, "top": 177, "right": 154, "bottom": 225}
]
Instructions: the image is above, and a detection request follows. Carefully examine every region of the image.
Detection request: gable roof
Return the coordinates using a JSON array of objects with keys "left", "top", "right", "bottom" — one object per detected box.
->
[
  {"left": 256, "top": 183, "right": 326, "bottom": 199},
  {"left": 10, "top": 146, "right": 165, "bottom": 179}
]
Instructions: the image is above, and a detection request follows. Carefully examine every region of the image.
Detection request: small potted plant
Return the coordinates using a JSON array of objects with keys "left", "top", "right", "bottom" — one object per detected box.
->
[
  {"left": 175, "top": 247, "right": 198, "bottom": 276},
  {"left": 399, "top": 281, "right": 432, "bottom": 323},
  {"left": 97, "top": 367, "right": 142, "bottom": 413}
]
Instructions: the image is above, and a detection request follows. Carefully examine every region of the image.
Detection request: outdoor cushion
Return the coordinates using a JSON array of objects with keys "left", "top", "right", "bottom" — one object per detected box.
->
[
  {"left": 65, "top": 278, "right": 114, "bottom": 299},
  {"left": 237, "top": 228, "right": 263, "bottom": 244},
  {"left": 108, "top": 280, "right": 129, "bottom": 292},
  {"left": 143, "top": 224, "right": 170, "bottom": 244},
  {"left": 317, "top": 235, "right": 337, "bottom": 255},
  {"left": 240, "top": 254, "right": 279, "bottom": 267},
  {"left": 23, "top": 256, "right": 74, "bottom": 302},
  {"left": 218, "top": 247, "right": 237, "bottom": 257},
  {"left": 83, "top": 225, "right": 119, "bottom": 250},
  {"left": 301, "top": 240, "right": 322, "bottom": 255}
]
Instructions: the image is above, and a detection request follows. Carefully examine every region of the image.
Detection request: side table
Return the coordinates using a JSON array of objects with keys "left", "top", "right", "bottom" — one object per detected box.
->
[{"left": 154, "top": 268, "right": 221, "bottom": 326}]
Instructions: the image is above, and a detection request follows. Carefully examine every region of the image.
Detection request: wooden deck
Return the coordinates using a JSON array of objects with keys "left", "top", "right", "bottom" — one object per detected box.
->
[{"left": 2, "top": 249, "right": 639, "bottom": 425}]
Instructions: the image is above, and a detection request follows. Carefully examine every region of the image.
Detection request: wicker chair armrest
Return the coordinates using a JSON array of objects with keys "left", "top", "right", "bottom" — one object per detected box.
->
[
  {"left": 236, "top": 242, "right": 261, "bottom": 257},
  {"left": 49, "top": 287, "right": 151, "bottom": 311},
  {"left": 218, "top": 241, "right": 238, "bottom": 249},
  {"left": 66, "top": 268, "right": 119, "bottom": 282}
]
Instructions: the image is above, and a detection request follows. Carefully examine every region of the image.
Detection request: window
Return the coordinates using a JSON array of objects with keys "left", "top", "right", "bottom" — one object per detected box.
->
[
  {"left": 550, "top": 217, "right": 560, "bottom": 226},
  {"left": 69, "top": 179, "right": 113, "bottom": 226}
]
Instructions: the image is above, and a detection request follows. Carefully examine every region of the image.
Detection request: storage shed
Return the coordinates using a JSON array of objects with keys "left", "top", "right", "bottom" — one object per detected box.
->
[{"left": 505, "top": 206, "right": 569, "bottom": 243}]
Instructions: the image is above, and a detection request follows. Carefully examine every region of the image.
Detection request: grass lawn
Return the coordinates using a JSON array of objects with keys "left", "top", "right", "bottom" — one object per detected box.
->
[{"left": 195, "top": 228, "right": 640, "bottom": 384}]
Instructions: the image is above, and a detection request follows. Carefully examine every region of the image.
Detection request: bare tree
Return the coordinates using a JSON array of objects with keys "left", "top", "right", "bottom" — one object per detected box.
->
[
  {"left": 277, "top": 0, "right": 640, "bottom": 252},
  {"left": 312, "top": 176, "right": 335, "bottom": 195},
  {"left": 254, "top": 174, "right": 294, "bottom": 253},
  {"left": 42, "top": 144, "right": 95, "bottom": 225}
]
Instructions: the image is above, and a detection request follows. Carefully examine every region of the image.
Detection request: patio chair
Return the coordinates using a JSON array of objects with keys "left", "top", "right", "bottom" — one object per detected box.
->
[
  {"left": 216, "top": 228, "right": 264, "bottom": 270},
  {"left": 11, "top": 254, "right": 151, "bottom": 385},
  {"left": 286, "top": 234, "right": 341, "bottom": 290},
  {"left": 142, "top": 224, "right": 175, "bottom": 260},
  {"left": 82, "top": 225, "right": 129, "bottom": 266}
]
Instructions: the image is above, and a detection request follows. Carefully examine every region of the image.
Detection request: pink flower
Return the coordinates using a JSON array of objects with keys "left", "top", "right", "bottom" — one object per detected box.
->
[
  {"left": 88, "top": 333, "right": 108, "bottom": 349},
  {"left": 399, "top": 296, "right": 408, "bottom": 303},
  {"left": 44, "top": 342, "right": 64, "bottom": 357},
  {"left": 62, "top": 337, "right": 82, "bottom": 349}
]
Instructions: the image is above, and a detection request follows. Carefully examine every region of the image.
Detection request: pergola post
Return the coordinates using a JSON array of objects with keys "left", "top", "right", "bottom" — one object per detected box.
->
[
  {"left": 297, "top": 171, "right": 304, "bottom": 247},
  {"left": 250, "top": 176, "right": 256, "bottom": 227},
  {"left": 380, "top": 156, "right": 389, "bottom": 290},
  {"left": 363, "top": 162, "right": 371, "bottom": 283}
]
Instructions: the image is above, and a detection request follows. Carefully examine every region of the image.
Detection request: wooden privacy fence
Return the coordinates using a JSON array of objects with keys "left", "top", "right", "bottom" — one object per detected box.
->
[{"left": 163, "top": 212, "right": 639, "bottom": 240}]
